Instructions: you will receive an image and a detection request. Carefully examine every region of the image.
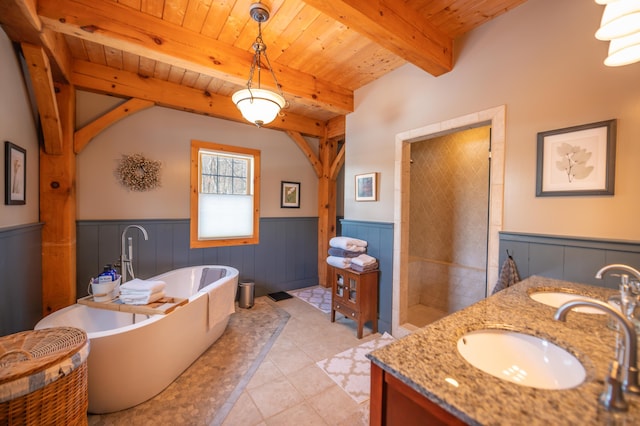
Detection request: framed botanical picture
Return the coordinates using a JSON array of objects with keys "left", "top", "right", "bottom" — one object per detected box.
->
[
  {"left": 355, "top": 172, "right": 378, "bottom": 201},
  {"left": 536, "top": 119, "right": 616, "bottom": 197},
  {"left": 281, "top": 181, "right": 300, "bottom": 208},
  {"left": 5, "top": 141, "right": 26, "bottom": 205}
]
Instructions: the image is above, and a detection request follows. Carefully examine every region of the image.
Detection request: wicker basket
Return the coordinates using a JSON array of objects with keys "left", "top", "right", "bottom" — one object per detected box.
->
[{"left": 0, "top": 327, "right": 90, "bottom": 425}]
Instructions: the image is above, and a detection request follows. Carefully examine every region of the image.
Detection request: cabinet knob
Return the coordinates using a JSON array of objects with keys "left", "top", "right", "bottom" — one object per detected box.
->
[
  {"left": 336, "top": 304, "right": 340, "bottom": 309},
  {"left": 351, "top": 312, "right": 355, "bottom": 317}
]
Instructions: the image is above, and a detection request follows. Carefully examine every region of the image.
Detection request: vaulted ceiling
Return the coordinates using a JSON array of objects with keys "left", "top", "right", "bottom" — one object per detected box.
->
[{"left": 1, "top": 0, "right": 528, "bottom": 137}]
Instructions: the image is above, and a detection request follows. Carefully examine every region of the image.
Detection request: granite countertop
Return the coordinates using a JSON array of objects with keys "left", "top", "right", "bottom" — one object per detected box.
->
[{"left": 367, "top": 276, "right": 640, "bottom": 425}]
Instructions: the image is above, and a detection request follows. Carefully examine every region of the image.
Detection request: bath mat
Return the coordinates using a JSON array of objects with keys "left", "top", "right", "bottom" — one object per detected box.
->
[
  {"left": 317, "top": 332, "right": 395, "bottom": 404},
  {"left": 267, "top": 291, "right": 293, "bottom": 301},
  {"left": 288, "top": 285, "right": 332, "bottom": 313},
  {"left": 87, "top": 297, "right": 290, "bottom": 425}
]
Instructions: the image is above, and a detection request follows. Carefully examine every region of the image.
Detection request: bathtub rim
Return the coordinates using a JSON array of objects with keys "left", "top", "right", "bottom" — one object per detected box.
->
[{"left": 36, "top": 265, "right": 239, "bottom": 340}]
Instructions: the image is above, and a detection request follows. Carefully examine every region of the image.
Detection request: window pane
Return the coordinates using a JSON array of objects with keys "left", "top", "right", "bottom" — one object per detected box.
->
[{"left": 191, "top": 140, "right": 260, "bottom": 248}]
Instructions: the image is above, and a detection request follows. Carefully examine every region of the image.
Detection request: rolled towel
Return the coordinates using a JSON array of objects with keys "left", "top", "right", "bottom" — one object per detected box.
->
[
  {"left": 328, "top": 247, "right": 364, "bottom": 258},
  {"left": 120, "top": 278, "right": 166, "bottom": 294},
  {"left": 351, "top": 254, "right": 377, "bottom": 267},
  {"left": 120, "top": 291, "right": 165, "bottom": 305},
  {"left": 326, "top": 255, "right": 352, "bottom": 269},
  {"left": 329, "top": 236, "right": 368, "bottom": 251}
]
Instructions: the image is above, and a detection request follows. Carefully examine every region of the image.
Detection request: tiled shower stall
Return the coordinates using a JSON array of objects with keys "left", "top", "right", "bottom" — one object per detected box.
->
[{"left": 407, "top": 126, "right": 491, "bottom": 327}]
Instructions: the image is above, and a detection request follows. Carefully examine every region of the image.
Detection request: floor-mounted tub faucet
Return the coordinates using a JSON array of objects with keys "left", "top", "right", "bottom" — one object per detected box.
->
[
  {"left": 120, "top": 225, "right": 149, "bottom": 283},
  {"left": 554, "top": 299, "right": 640, "bottom": 396}
]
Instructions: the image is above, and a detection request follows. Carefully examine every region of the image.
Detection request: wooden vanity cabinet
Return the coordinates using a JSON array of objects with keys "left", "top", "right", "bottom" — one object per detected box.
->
[
  {"left": 329, "top": 266, "right": 378, "bottom": 338},
  {"left": 370, "top": 363, "right": 468, "bottom": 426}
]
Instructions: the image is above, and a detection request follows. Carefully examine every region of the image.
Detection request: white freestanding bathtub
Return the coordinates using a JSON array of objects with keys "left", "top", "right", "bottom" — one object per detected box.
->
[{"left": 35, "top": 265, "right": 238, "bottom": 414}]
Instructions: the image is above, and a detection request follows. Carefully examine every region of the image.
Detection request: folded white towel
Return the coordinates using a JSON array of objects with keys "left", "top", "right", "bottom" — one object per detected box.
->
[
  {"left": 120, "top": 291, "right": 165, "bottom": 305},
  {"left": 120, "top": 278, "right": 166, "bottom": 294},
  {"left": 326, "top": 256, "right": 352, "bottom": 269},
  {"left": 351, "top": 254, "right": 377, "bottom": 267},
  {"left": 329, "top": 236, "right": 368, "bottom": 252}
]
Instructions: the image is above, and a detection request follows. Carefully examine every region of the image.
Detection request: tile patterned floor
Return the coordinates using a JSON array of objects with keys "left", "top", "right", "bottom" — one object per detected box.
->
[
  {"left": 222, "top": 295, "right": 375, "bottom": 425},
  {"left": 88, "top": 294, "right": 376, "bottom": 425}
]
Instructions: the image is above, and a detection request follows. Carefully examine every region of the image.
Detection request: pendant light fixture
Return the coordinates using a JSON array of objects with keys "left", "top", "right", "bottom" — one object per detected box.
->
[
  {"left": 232, "top": 3, "right": 287, "bottom": 127},
  {"left": 595, "top": 0, "right": 640, "bottom": 67}
]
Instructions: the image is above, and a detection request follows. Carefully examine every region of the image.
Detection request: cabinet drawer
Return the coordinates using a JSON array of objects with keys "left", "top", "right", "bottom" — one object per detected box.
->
[{"left": 334, "top": 302, "right": 359, "bottom": 320}]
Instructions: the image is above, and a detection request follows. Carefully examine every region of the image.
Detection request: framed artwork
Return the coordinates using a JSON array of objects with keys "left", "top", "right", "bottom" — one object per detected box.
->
[
  {"left": 281, "top": 181, "right": 300, "bottom": 208},
  {"left": 355, "top": 172, "right": 378, "bottom": 201},
  {"left": 536, "top": 119, "right": 616, "bottom": 197},
  {"left": 5, "top": 141, "right": 26, "bottom": 205}
]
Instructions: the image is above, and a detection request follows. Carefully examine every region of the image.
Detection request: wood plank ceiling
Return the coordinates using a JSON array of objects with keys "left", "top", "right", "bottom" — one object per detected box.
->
[{"left": 1, "top": 0, "right": 528, "bottom": 137}]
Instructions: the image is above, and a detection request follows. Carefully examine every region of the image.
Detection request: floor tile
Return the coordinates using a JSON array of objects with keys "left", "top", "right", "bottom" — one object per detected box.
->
[
  {"left": 264, "top": 401, "right": 327, "bottom": 426},
  {"left": 247, "top": 375, "right": 304, "bottom": 419}
]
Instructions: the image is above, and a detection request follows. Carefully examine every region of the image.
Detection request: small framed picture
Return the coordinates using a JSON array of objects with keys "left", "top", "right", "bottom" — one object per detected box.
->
[
  {"left": 281, "top": 181, "right": 300, "bottom": 208},
  {"left": 5, "top": 141, "right": 26, "bottom": 205},
  {"left": 355, "top": 172, "right": 377, "bottom": 201},
  {"left": 536, "top": 119, "right": 616, "bottom": 197}
]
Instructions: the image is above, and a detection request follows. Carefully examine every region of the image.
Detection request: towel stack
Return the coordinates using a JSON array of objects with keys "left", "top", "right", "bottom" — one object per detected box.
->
[
  {"left": 326, "top": 236, "right": 377, "bottom": 271},
  {"left": 350, "top": 253, "right": 378, "bottom": 272},
  {"left": 119, "top": 278, "right": 166, "bottom": 305}
]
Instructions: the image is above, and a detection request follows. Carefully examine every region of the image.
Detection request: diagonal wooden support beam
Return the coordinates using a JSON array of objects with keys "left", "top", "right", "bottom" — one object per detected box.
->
[
  {"left": 285, "top": 130, "right": 322, "bottom": 178},
  {"left": 21, "top": 43, "right": 64, "bottom": 155},
  {"left": 303, "top": 0, "right": 453, "bottom": 76},
  {"left": 74, "top": 98, "right": 155, "bottom": 153}
]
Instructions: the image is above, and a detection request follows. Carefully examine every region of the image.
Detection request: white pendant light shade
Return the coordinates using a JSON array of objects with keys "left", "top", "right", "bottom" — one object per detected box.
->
[
  {"left": 595, "top": 0, "right": 619, "bottom": 4},
  {"left": 596, "top": 0, "right": 640, "bottom": 40},
  {"left": 232, "top": 88, "right": 286, "bottom": 127},
  {"left": 604, "top": 30, "right": 640, "bottom": 66}
]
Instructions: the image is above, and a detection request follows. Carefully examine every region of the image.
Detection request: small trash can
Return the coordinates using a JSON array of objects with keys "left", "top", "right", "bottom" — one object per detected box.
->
[{"left": 238, "top": 281, "right": 255, "bottom": 309}]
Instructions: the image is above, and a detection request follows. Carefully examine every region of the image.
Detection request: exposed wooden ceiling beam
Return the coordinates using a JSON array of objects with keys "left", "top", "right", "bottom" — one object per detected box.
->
[
  {"left": 326, "top": 116, "right": 345, "bottom": 140},
  {"left": 303, "top": 0, "right": 453, "bottom": 76},
  {"left": 37, "top": 0, "right": 354, "bottom": 116},
  {"left": 71, "top": 60, "right": 326, "bottom": 138},
  {"left": 21, "top": 43, "right": 64, "bottom": 154},
  {"left": 0, "top": 0, "right": 73, "bottom": 82}
]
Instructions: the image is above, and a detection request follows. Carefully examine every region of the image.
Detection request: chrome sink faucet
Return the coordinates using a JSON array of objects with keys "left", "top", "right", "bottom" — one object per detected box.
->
[
  {"left": 120, "top": 225, "right": 149, "bottom": 283},
  {"left": 554, "top": 299, "right": 640, "bottom": 395},
  {"left": 595, "top": 263, "right": 640, "bottom": 283}
]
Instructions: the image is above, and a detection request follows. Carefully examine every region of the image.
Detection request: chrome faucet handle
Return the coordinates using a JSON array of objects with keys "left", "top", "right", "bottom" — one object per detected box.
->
[
  {"left": 600, "top": 361, "right": 628, "bottom": 412},
  {"left": 601, "top": 361, "right": 628, "bottom": 411}
]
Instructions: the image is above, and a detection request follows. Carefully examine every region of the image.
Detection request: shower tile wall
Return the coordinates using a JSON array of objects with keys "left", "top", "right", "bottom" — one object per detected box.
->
[{"left": 409, "top": 127, "right": 490, "bottom": 316}]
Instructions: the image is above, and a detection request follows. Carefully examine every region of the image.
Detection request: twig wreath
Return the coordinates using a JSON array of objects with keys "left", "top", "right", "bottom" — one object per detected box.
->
[{"left": 115, "top": 153, "right": 162, "bottom": 191}]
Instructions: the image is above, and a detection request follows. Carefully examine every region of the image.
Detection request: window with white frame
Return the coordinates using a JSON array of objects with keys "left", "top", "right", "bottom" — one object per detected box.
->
[{"left": 190, "top": 140, "right": 260, "bottom": 248}]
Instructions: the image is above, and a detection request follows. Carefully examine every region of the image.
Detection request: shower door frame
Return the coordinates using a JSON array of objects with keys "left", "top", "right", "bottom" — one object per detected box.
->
[{"left": 392, "top": 106, "right": 506, "bottom": 337}]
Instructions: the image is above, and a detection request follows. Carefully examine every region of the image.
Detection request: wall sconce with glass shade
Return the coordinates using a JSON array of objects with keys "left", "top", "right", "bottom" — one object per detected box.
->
[
  {"left": 232, "top": 3, "right": 288, "bottom": 127},
  {"left": 594, "top": 0, "right": 640, "bottom": 66}
]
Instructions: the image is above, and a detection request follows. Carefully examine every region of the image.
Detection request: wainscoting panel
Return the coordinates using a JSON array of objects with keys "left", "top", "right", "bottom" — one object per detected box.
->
[
  {"left": 499, "top": 232, "right": 640, "bottom": 289},
  {"left": 340, "top": 220, "right": 394, "bottom": 334},
  {"left": 77, "top": 218, "right": 319, "bottom": 298},
  {"left": 0, "top": 223, "right": 43, "bottom": 335}
]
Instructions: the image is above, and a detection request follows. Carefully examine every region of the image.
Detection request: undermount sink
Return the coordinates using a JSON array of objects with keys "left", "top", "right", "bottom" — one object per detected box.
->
[
  {"left": 457, "top": 329, "right": 586, "bottom": 390},
  {"left": 529, "top": 291, "right": 605, "bottom": 314}
]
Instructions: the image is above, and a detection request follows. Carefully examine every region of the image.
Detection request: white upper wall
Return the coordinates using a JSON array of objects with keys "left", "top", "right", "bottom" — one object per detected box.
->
[
  {"left": 345, "top": 0, "right": 640, "bottom": 241},
  {"left": 0, "top": 29, "right": 39, "bottom": 229},
  {"left": 76, "top": 92, "right": 319, "bottom": 219}
]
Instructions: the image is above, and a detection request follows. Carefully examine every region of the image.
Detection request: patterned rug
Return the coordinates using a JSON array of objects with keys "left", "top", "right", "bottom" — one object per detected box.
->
[
  {"left": 316, "top": 332, "right": 395, "bottom": 404},
  {"left": 288, "top": 285, "right": 332, "bottom": 313}
]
